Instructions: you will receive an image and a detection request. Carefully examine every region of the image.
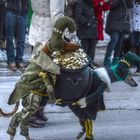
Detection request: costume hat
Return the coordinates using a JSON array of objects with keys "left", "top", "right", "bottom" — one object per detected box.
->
[
  {"left": 48, "top": 16, "right": 79, "bottom": 52},
  {"left": 111, "top": 51, "right": 140, "bottom": 81}
]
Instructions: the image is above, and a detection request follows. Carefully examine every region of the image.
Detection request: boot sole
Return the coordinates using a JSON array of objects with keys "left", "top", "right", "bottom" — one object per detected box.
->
[{"left": 28, "top": 123, "right": 45, "bottom": 128}]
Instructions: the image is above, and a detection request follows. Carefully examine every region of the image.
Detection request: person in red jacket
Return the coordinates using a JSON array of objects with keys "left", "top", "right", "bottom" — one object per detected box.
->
[{"left": 93, "top": 0, "right": 110, "bottom": 41}]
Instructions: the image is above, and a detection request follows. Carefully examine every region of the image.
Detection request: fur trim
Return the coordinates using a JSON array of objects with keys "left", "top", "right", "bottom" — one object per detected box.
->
[
  {"left": 31, "top": 44, "right": 60, "bottom": 75},
  {"left": 95, "top": 68, "right": 112, "bottom": 92}
]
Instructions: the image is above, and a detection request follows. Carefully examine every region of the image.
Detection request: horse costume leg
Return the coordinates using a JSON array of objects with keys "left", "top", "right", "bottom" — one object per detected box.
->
[
  {"left": 77, "top": 119, "right": 85, "bottom": 139},
  {"left": 77, "top": 119, "right": 93, "bottom": 140},
  {"left": 7, "top": 93, "right": 42, "bottom": 140},
  {"left": 84, "top": 119, "right": 93, "bottom": 140},
  {"left": 20, "top": 93, "right": 42, "bottom": 138},
  {"left": 7, "top": 111, "right": 23, "bottom": 139}
]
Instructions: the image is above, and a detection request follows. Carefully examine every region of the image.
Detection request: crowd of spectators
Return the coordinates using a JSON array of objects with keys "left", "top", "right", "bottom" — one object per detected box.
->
[{"left": 0, "top": 0, "right": 140, "bottom": 75}]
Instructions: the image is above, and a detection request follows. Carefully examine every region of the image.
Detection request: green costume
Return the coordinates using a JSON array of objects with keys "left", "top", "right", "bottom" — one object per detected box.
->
[
  {"left": 7, "top": 46, "right": 60, "bottom": 138},
  {"left": 7, "top": 16, "right": 78, "bottom": 140}
]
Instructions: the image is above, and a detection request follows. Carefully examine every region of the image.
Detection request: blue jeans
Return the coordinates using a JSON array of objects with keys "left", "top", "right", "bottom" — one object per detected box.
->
[
  {"left": 6, "top": 12, "right": 27, "bottom": 64},
  {"left": 105, "top": 31, "right": 126, "bottom": 58}
]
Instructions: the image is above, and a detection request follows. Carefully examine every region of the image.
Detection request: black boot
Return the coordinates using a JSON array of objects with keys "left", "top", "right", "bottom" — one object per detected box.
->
[
  {"left": 28, "top": 106, "right": 47, "bottom": 128},
  {"left": 35, "top": 106, "right": 48, "bottom": 122},
  {"left": 28, "top": 116, "right": 46, "bottom": 128},
  {"left": 85, "top": 137, "right": 94, "bottom": 140}
]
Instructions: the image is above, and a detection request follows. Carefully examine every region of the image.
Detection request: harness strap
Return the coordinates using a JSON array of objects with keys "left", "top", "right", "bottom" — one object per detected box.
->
[{"left": 31, "top": 90, "right": 48, "bottom": 97}]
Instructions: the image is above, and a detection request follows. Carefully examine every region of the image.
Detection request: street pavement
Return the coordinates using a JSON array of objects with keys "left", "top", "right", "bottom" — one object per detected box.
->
[
  {"left": 0, "top": 46, "right": 140, "bottom": 140},
  {"left": 0, "top": 74, "right": 140, "bottom": 140}
]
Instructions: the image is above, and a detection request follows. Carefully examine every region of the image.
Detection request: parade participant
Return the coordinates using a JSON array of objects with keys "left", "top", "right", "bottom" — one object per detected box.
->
[
  {"left": 6, "top": 16, "right": 79, "bottom": 140},
  {"left": 28, "top": 0, "right": 65, "bottom": 126},
  {"left": 67, "top": 51, "right": 140, "bottom": 140}
]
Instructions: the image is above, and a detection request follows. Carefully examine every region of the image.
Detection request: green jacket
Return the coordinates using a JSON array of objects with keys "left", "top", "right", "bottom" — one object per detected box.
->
[{"left": 8, "top": 49, "right": 60, "bottom": 105}]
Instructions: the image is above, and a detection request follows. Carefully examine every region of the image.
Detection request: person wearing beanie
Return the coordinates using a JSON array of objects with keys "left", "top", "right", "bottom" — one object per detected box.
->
[
  {"left": 27, "top": 0, "right": 67, "bottom": 127},
  {"left": 6, "top": 16, "right": 80, "bottom": 140},
  {"left": 67, "top": 51, "right": 140, "bottom": 140}
]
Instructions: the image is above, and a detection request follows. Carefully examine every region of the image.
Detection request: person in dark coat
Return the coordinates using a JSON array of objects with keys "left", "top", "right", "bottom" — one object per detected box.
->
[
  {"left": 103, "top": 0, "right": 133, "bottom": 67},
  {"left": 74, "top": 0, "right": 98, "bottom": 61}
]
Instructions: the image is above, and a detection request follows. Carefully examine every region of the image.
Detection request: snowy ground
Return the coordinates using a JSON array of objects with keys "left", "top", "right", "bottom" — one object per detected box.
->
[{"left": 0, "top": 76, "right": 140, "bottom": 140}]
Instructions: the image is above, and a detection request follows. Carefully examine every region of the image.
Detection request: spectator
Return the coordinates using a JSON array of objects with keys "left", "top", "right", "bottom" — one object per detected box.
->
[
  {"left": 93, "top": 0, "right": 110, "bottom": 41},
  {"left": 103, "top": 0, "right": 133, "bottom": 67},
  {"left": 130, "top": 0, "right": 140, "bottom": 75},
  {"left": 0, "top": 0, "right": 6, "bottom": 50},
  {"left": 75, "top": 0, "right": 98, "bottom": 61},
  {"left": 29, "top": 0, "right": 64, "bottom": 49},
  {"left": 6, "top": 0, "right": 29, "bottom": 71},
  {"left": 28, "top": 0, "right": 65, "bottom": 128}
]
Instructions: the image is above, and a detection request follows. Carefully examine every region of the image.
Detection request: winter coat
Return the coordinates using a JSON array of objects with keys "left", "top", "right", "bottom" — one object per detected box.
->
[
  {"left": 105, "top": 0, "right": 133, "bottom": 34},
  {"left": 29, "top": 0, "right": 64, "bottom": 46},
  {"left": 93, "top": 0, "right": 110, "bottom": 40},
  {"left": 131, "top": 1, "right": 140, "bottom": 32},
  {"left": 75, "top": 0, "right": 97, "bottom": 39},
  {"left": 6, "top": 0, "right": 29, "bottom": 16},
  {"left": 65, "top": 0, "right": 76, "bottom": 19}
]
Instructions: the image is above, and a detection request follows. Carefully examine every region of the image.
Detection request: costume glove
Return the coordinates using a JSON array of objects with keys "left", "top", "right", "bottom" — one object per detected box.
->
[{"left": 77, "top": 97, "right": 87, "bottom": 108}]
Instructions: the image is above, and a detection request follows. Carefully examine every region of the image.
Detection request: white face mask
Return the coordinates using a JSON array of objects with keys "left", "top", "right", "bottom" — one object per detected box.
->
[{"left": 63, "top": 28, "right": 80, "bottom": 45}]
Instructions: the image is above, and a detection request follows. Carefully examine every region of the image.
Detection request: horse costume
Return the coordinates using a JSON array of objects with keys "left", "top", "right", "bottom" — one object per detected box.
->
[
  {"left": 3, "top": 16, "right": 140, "bottom": 140},
  {"left": 53, "top": 50, "right": 140, "bottom": 140}
]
